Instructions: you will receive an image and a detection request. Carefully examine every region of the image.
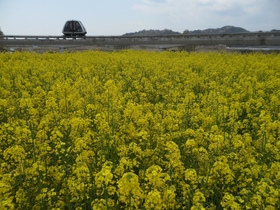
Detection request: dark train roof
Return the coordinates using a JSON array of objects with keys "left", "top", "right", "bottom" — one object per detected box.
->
[{"left": 62, "top": 20, "right": 87, "bottom": 36}]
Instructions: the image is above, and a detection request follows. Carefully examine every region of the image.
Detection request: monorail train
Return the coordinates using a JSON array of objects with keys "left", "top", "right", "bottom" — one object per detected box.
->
[{"left": 62, "top": 20, "right": 87, "bottom": 36}]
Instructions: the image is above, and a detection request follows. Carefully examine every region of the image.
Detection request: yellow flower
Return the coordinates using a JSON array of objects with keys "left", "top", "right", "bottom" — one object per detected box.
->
[
  {"left": 1, "top": 50, "right": 280, "bottom": 209},
  {"left": 185, "top": 168, "right": 198, "bottom": 186},
  {"left": 144, "top": 189, "right": 164, "bottom": 210},
  {"left": 162, "top": 186, "right": 176, "bottom": 209},
  {"left": 185, "top": 139, "right": 197, "bottom": 149},
  {"left": 165, "top": 141, "right": 184, "bottom": 176},
  {"left": 15, "top": 188, "right": 27, "bottom": 207},
  {"left": 118, "top": 172, "right": 143, "bottom": 208},
  {"left": 73, "top": 161, "right": 90, "bottom": 182},
  {"left": 221, "top": 192, "right": 241, "bottom": 210},
  {"left": 95, "top": 161, "right": 114, "bottom": 187},
  {"left": 3, "top": 145, "right": 26, "bottom": 163},
  {"left": 191, "top": 204, "right": 206, "bottom": 210},
  {"left": 91, "top": 199, "right": 107, "bottom": 210},
  {"left": 210, "top": 156, "right": 234, "bottom": 185},
  {"left": 145, "top": 165, "right": 170, "bottom": 190},
  {"left": 209, "top": 134, "right": 225, "bottom": 152},
  {"left": 192, "top": 189, "right": 206, "bottom": 205},
  {"left": 0, "top": 198, "right": 15, "bottom": 210}
]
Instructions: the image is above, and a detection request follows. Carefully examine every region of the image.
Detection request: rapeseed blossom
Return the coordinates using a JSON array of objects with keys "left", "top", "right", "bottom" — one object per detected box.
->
[
  {"left": 118, "top": 172, "right": 143, "bottom": 209},
  {"left": 0, "top": 50, "right": 280, "bottom": 209}
]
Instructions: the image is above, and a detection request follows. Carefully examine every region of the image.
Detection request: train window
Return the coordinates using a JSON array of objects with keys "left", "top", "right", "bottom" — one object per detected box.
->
[
  {"left": 64, "top": 22, "right": 72, "bottom": 32},
  {"left": 74, "top": 22, "right": 82, "bottom": 31}
]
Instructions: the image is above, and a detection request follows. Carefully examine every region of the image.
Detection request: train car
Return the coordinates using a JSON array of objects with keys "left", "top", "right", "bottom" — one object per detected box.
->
[{"left": 62, "top": 20, "right": 87, "bottom": 36}]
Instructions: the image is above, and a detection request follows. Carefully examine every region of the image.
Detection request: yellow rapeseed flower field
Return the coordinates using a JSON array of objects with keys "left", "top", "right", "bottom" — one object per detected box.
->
[{"left": 0, "top": 50, "right": 280, "bottom": 209}]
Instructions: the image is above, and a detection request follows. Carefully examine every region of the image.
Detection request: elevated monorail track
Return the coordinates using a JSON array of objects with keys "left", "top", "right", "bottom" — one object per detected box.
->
[{"left": 1, "top": 32, "right": 280, "bottom": 51}]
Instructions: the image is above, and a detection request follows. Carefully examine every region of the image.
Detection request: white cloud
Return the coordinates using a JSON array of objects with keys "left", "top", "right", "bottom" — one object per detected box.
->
[
  {"left": 142, "top": 0, "right": 167, "bottom": 4},
  {"left": 132, "top": 0, "right": 280, "bottom": 31}
]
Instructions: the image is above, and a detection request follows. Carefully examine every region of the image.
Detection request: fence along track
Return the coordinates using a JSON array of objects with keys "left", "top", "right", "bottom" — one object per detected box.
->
[{"left": 1, "top": 32, "right": 280, "bottom": 48}]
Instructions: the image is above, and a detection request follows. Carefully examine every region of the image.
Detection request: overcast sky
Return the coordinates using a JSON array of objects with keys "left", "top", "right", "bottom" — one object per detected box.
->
[{"left": 0, "top": 0, "right": 279, "bottom": 36}]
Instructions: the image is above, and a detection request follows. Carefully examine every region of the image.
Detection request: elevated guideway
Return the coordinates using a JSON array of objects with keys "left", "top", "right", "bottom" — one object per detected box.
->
[{"left": 1, "top": 32, "right": 280, "bottom": 51}]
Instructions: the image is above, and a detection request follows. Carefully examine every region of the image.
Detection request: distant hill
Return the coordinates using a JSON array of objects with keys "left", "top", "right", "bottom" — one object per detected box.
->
[
  {"left": 123, "top": 29, "right": 181, "bottom": 36},
  {"left": 189, "top": 26, "right": 250, "bottom": 34},
  {"left": 122, "top": 26, "right": 280, "bottom": 36},
  {"left": 271, "top": 29, "right": 280, "bottom": 33},
  {"left": 123, "top": 26, "right": 252, "bottom": 36}
]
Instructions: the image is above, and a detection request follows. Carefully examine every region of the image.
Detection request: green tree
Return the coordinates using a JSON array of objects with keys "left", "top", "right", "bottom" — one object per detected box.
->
[
  {"left": 0, "top": 28, "right": 4, "bottom": 51},
  {"left": 183, "top": 29, "right": 189, "bottom": 34}
]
